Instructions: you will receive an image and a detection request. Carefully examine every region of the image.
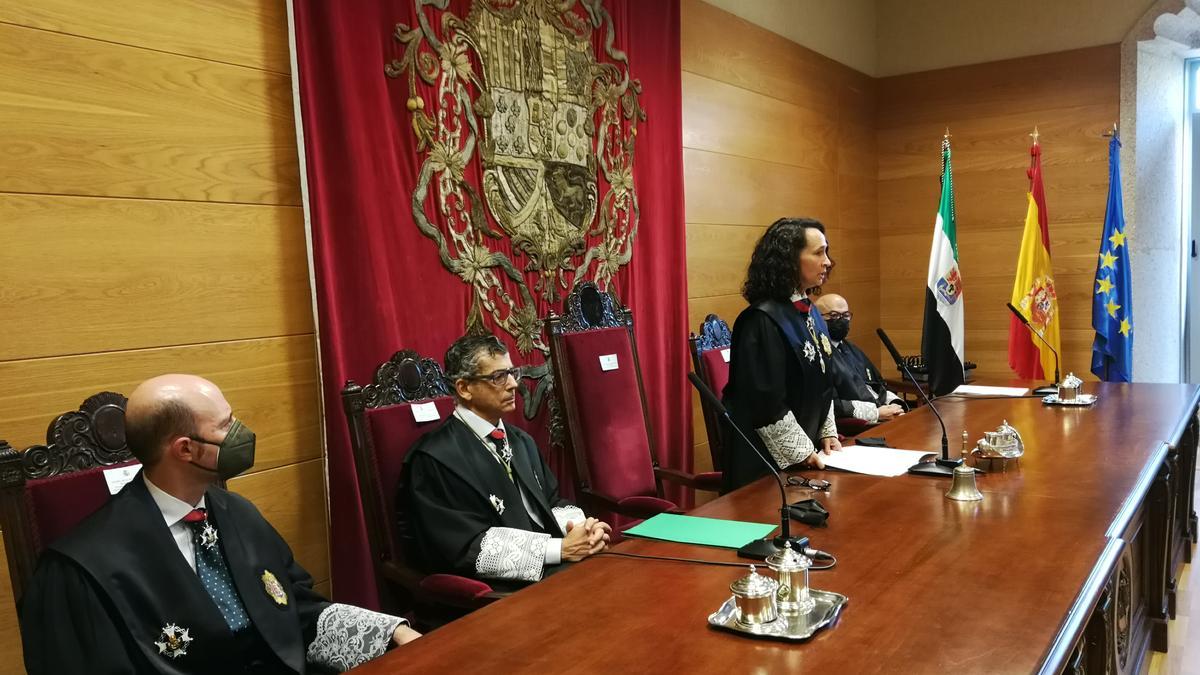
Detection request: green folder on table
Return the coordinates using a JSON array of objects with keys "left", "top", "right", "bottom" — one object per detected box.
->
[{"left": 623, "top": 513, "right": 776, "bottom": 549}]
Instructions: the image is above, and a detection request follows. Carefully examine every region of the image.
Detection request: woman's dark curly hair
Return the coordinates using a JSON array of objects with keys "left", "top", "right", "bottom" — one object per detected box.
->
[{"left": 741, "top": 217, "right": 834, "bottom": 304}]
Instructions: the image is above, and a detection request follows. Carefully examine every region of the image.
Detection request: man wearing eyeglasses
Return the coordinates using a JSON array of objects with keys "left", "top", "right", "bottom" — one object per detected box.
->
[
  {"left": 814, "top": 294, "right": 906, "bottom": 424},
  {"left": 401, "top": 334, "right": 611, "bottom": 588}
]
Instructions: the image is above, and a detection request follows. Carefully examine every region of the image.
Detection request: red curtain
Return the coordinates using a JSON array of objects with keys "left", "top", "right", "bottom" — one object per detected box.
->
[{"left": 292, "top": 0, "right": 687, "bottom": 608}]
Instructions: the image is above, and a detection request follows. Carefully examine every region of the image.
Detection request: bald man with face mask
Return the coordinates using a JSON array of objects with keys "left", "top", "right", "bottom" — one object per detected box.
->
[
  {"left": 813, "top": 294, "right": 906, "bottom": 424},
  {"left": 20, "top": 374, "right": 419, "bottom": 674}
]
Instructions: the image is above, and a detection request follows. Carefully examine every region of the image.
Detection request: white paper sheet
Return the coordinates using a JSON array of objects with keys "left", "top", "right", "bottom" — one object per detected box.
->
[
  {"left": 103, "top": 464, "right": 142, "bottom": 495},
  {"left": 410, "top": 401, "right": 441, "bottom": 422},
  {"left": 951, "top": 384, "right": 1029, "bottom": 397},
  {"left": 821, "top": 445, "right": 933, "bottom": 477}
]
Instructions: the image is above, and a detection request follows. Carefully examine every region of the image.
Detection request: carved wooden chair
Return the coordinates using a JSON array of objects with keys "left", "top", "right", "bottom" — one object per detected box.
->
[
  {"left": 547, "top": 282, "right": 719, "bottom": 527},
  {"left": 0, "top": 392, "right": 136, "bottom": 604},
  {"left": 688, "top": 313, "right": 731, "bottom": 487},
  {"left": 341, "top": 350, "right": 506, "bottom": 624}
]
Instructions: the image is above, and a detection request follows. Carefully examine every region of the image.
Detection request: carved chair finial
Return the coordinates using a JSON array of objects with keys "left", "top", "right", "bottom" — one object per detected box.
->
[
  {"left": 20, "top": 392, "right": 131, "bottom": 480},
  {"left": 552, "top": 280, "right": 629, "bottom": 334},
  {"left": 357, "top": 350, "right": 452, "bottom": 409},
  {"left": 692, "top": 313, "right": 732, "bottom": 353}
]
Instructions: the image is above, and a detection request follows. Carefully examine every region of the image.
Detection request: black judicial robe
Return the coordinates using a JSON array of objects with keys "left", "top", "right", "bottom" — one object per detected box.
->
[
  {"left": 20, "top": 476, "right": 329, "bottom": 675},
  {"left": 828, "top": 339, "right": 896, "bottom": 418},
  {"left": 722, "top": 300, "right": 835, "bottom": 492},
  {"left": 400, "top": 416, "right": 572, "bottom": 587}
]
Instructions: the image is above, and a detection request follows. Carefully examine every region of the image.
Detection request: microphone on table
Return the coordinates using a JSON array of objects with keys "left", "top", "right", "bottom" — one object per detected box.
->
[
  {"left": 876, "top": 329, "right": 963, "bottom": 477},
  {"left": 687, "top": 372, "right": 811, "bottom": 560},
  {"left": 1006, "top": 302, "right": 1061, "bottom": 396}
]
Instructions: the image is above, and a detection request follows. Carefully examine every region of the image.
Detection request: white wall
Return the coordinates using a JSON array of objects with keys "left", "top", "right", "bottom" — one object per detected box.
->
[{"left": 1131, "top": 39, "right": 1186, "bottom": 382}]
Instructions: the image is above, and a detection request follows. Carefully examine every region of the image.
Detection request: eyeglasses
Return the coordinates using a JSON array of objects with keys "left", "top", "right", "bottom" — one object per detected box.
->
[
  {"left": 465, "top": 366, "right": 523, "bottom": 387},
  {"left": 787, "top": 475, "right": 832, "bottom": 491},
  {"left": 821, "top": 311, "right": 852, "bottom": 322}
]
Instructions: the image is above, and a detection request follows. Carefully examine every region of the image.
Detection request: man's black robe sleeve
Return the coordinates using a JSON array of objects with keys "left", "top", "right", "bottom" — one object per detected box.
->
[{"left": 21, "top": 552, "right": 138, "bottom": 675}]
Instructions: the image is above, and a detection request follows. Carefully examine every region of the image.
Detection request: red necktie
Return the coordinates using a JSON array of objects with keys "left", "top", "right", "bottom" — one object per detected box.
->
[
  {"left": 793, "top": 298, "right": 811, "bottom": 313},
  {"left": 486, "top": 428, "right": 513, "bottom": 481},
  {"left": 182, "top": 508, "right": 207, "bottom": 523}
]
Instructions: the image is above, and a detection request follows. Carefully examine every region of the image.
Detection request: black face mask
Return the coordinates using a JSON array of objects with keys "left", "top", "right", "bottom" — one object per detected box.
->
[
  {"left": 189, "top": 419, "right": 256, "bottom": 480},
  {"left": 826, "top": 318, "right": 850, "bottom": 342}
]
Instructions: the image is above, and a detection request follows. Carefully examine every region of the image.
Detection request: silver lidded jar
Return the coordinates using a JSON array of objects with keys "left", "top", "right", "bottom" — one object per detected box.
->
[
  {"left": 729, "top": 565, "right": 779, "bottom": 626},
  {"left": 1058, "top": 372, "right": 1083, "bottom": 401},
  {"left": 766, "top": 542, "right": 815, "bottom": 616}
]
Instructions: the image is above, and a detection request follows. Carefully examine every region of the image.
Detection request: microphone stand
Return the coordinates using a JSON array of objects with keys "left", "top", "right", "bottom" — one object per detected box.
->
[
  {"left": 876, "top": 329, "right": 962, "bottom": 477},
  {"left": 1006, "top": 302, "right": 1060, "bottom": 396},
  {"left": 687, "top": 373, "right": 805, "bottom": 559}
]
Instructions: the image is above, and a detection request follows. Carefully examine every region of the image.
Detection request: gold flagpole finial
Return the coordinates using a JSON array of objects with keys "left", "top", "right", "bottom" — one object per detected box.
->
[
  {"left": 1102, "top": 122, "right": 1118, "bottom": 138},
  {"left": 944, "top": 126, "right": 951, "bottom": 140},
  {"left": 1030, "top": 126, "right": 1039, "bottom": 145}
]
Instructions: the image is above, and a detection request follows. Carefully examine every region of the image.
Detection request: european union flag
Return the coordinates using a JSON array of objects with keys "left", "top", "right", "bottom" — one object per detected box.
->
[{"left": 1091, "top": 133, "right": 1132, "bottom": 381}]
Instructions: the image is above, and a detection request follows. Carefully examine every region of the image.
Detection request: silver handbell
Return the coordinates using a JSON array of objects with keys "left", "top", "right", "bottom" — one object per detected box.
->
[{"left": 945, "top": 463, "right": 983, "bottom": 501}]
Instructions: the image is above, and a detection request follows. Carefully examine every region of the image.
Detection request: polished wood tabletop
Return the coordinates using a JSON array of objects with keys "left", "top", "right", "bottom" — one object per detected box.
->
[{"left": 354, "top": 382, "right": 1199, "bottom": 674}]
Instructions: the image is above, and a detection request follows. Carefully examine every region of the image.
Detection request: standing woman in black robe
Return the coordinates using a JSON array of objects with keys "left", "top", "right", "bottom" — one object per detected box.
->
[{"left": 722, "top": 217, "right": 841, "bottom": 492}]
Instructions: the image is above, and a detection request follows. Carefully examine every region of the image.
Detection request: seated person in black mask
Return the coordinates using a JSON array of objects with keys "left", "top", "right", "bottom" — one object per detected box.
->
[
  {"left": 20, "top": 374, "right": 419, "bottom": 675},
  {"left": 401, "top": 334, "right": 611, "bottom": 589},
  {"left": 814, "top": 293, "right": 905, "bottom": 424}
]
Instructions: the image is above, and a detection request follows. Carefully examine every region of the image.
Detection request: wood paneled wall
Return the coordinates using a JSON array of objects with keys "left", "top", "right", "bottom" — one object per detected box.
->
[
  {"left": 876, "top": 45, "right": 1120, "bottom": 381},
  {"left": 682, "top": 0, "right": 879, "bottom": 479},
  {"left": 0, "top": 2, "right": 323, "bottom": 671}
]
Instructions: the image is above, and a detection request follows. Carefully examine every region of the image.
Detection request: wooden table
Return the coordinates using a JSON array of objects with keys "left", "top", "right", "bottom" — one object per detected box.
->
[{"left": 354, "top": 383, "right": 1199, "bottom": 674}]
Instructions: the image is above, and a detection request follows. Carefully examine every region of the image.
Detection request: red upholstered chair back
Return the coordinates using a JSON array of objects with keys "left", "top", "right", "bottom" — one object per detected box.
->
[
  {"left": 341, "top": 350, "right": 458, "bottom": 604},
  {"left": 548, "top": 282, "right": 667, "bottom": 517},
  {"left": 363, "top": 397, "right": 456, "bottom": 559},
  {"left": 558, "top": 326, "right": 658, "bottom": 499},
  {"left": 0, "top": 392, "right": 133, "bottom": 604},
  {"left": 344, "top": 352, "right": 507, "bottom": 623},
  {"left": 25, "top": 459, "right": 141, "bottom": 552},
  {"left": 689, "top": 314, "right": 732, "bottom": 473}
]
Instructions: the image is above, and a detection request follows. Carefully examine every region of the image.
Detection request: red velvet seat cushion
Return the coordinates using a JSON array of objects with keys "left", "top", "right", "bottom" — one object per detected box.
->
[
  {"left": 560, "top": 327, "right": 657, "bottom": 500},
  {"left": 25, "top": 459, "right": 141, "bottom": 552},
  {"left": 836, "top": 417, "right": 872, "bottom": 437},
  {"left": 693, "top": 471, "right": 723, "bottom": 491},
  {"left": 364, "top": 396, "right": 456, "bottom": 558},
  {"left": 610, "top": 495, "right": 681, "bottom": 532},
  {"left": 419, "top": 573, "right": 494, "bottom": 603},
  {"left": 616, "top": 494, "right": 678, "bottom": 515},
  {"left": 699, "top": 348, "right": 731, "bottom": 399}
]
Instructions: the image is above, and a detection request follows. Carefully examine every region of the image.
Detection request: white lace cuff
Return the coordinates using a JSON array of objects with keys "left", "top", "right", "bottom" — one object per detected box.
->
[
  {"left": 552, "top": 505, "right": 586, "bottom": 533},
  {"left": 305, "top": 603, "right": 404, "bottom": 672},
  {"left": 476, "top": 526, "right": 550, "bottom": 582},
  {"left": 819, "top": 402, "right": 838, "bottom": 439},
  {"left": 755, "top": 411, "right": 815, "bottom": 468},
  {"left": 850, "top": 400, "right": 880, "bottom": 423},
  {"left": 885, "top": 390, "right": 902, "bottom": 405},
  {"left": 544, "top": 538, "right": 562, "bottom": 566}
]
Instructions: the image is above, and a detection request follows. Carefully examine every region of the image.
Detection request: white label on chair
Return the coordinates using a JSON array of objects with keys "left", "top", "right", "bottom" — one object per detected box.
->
[
  {"left": 721, "top": 348, "right": 731, "bottom": 363},
  {"left": 411, "top": 401, "right": 441, "bottom": 423},
  {"left": 104, "top": 464, "right": 142, "bottom": 495},
  {"left": 599, "top": 354, "right": 619, "bottom": 371}
]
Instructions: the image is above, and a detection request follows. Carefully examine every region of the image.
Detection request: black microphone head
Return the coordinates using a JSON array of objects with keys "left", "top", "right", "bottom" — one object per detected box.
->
[
  {"left": 687, "top": 371, "right": 728, "bottom": 416},
  {"left": 876, "top": 328, "right": 903, "bottom": 366},
  {"left": 1006, "top": 302, "right": 1030, "bottom": 326}
]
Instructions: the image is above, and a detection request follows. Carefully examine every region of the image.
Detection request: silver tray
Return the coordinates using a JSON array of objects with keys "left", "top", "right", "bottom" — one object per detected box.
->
[
  {"left": 708, "top": 589, "right": 848, "bottom": 641},
  {"left": 1042, "top": 393, "right": 1098, "bottom": 406}
]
